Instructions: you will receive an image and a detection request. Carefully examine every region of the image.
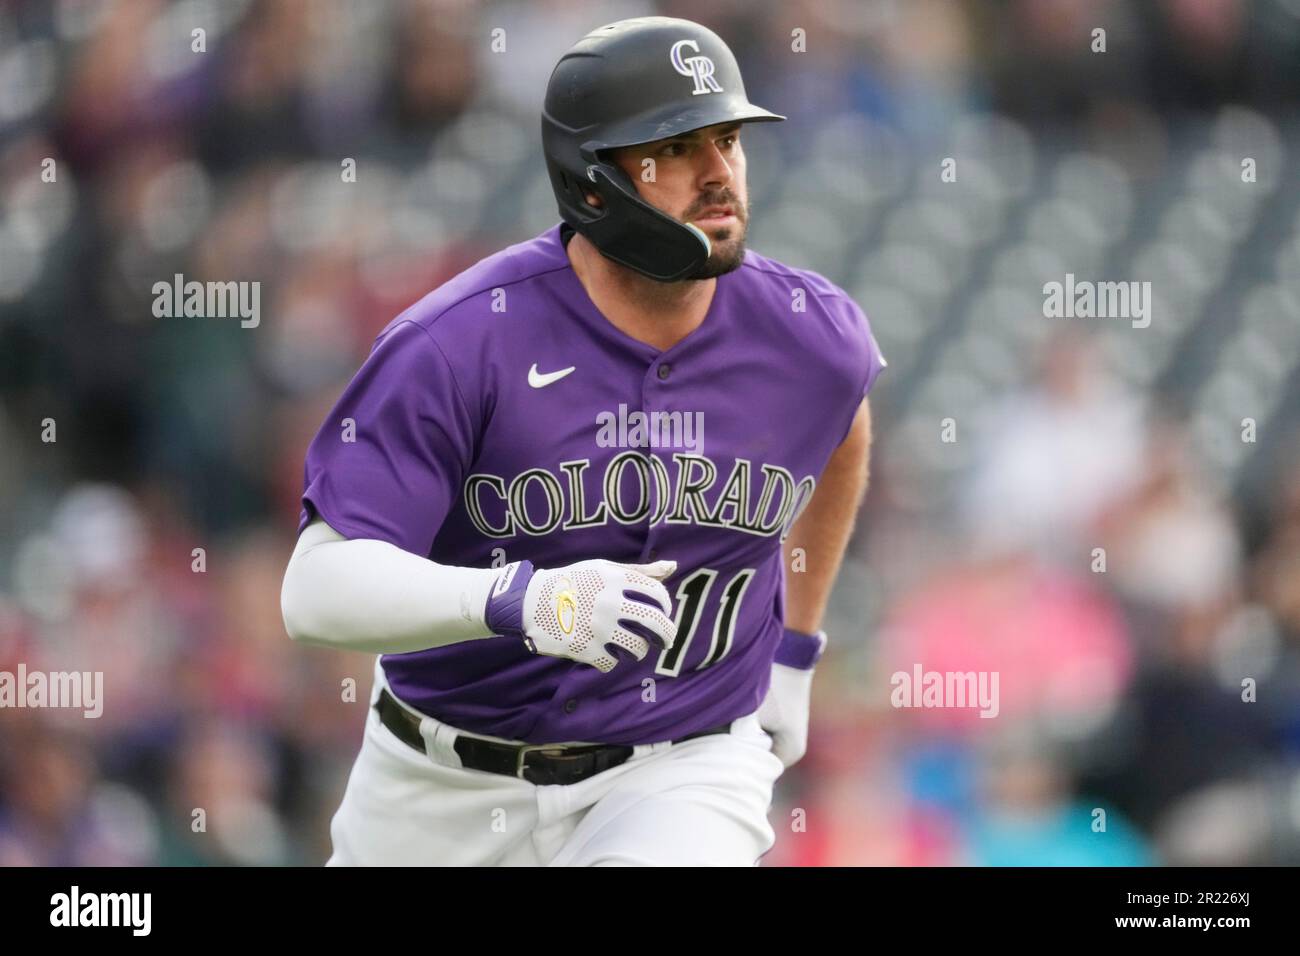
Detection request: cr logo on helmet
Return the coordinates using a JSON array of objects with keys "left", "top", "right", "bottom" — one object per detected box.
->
[{"left": 670, "top": 39, "right": 724, "bottom": 95}]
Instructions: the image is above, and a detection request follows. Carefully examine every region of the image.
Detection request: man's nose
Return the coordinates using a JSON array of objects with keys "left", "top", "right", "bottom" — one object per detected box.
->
[{"left": 697, "top": 142, "right": 734, "bottom": 189}]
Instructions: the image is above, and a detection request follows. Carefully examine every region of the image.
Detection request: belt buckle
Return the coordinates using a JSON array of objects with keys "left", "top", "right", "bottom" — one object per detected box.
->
[{"left": 515, "top": 743, "right": 566, "bottom": 780}]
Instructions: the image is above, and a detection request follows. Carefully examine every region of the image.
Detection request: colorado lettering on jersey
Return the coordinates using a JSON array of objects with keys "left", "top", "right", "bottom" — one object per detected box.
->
[{"left": 463, "top": 452, "right": 815, "bottom": 541}]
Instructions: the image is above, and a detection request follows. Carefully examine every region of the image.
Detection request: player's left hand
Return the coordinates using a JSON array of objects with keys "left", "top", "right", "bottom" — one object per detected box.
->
[{"left": 757, "top": 627, "right": 828, "bottom": 768}]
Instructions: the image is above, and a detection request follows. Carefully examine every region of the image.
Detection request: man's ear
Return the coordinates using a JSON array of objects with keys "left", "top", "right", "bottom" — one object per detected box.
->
[{"left": 583, "top": 190, "right": 604, "bottom": 209}]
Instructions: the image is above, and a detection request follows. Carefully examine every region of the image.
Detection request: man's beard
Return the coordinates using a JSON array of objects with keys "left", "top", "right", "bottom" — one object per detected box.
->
[{"left": 688, "top": 211, "right": 748, "bottom": 280}]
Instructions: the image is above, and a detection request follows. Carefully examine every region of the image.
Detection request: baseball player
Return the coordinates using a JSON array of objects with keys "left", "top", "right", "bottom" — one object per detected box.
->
[{"left": 280, "top": 16, "right": 885, "bottom": 866}]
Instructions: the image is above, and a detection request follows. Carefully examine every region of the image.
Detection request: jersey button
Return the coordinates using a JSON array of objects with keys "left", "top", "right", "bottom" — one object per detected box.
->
[
  {"left": 648, "top": 548, "right": 659, "bottom": 561},
  {"left": 657, "top": 364, "right": 672, "bottom": 381},
  {"left": 564, "top": 698, "right": 579, "bottom": 713}
]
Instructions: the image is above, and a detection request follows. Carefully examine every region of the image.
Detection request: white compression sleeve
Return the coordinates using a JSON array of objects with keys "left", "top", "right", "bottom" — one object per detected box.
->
[{"left": 280, "top": 517, "right": 504, "bottom": 654}]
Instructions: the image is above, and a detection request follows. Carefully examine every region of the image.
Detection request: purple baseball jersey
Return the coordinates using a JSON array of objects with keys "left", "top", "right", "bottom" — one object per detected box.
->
[{"left": 298, "top": 222, "right": 885, "bottom": 745}]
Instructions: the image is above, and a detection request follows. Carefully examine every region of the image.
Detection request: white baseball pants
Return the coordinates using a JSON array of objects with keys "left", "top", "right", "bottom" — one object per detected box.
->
[{"left": 326, "top": 661, "right": 784, "bottom": 866}]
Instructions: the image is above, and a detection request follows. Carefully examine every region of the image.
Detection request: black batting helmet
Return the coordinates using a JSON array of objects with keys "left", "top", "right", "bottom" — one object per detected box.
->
[{"left": 541, "top": 17, "right": 785, "bottom": 282}]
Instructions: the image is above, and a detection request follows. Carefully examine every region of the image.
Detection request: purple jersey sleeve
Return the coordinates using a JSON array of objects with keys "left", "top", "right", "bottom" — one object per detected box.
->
[
  {"left": 298, "top": 319, "right": 476, "bottom": 556},
  {"left": 831, "top": 294, "right": 887, "bottom": 446}
]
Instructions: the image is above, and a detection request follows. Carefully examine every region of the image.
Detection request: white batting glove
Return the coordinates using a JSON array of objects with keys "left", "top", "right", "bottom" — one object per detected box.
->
[
  {"left": 757, "top": 628, "right": 828, "bottom": 768},
  {"left": 485, "top": 558, "right": 677, "bottom": 673}
]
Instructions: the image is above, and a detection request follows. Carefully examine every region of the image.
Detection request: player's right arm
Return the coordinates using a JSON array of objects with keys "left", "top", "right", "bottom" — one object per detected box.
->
[
  {"left": 280, "top": 318, "right": 676, "bottom": 672},
  {"left": 280, "top": 515, "right": 500, "bottom": 653},
  {"left": 280, "top": 517, "right": 677, "bottom": 672}
]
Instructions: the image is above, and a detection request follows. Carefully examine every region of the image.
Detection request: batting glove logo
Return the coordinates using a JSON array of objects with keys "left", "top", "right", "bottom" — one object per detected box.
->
[{"left": 556, "top": 587, "right": 578, "bottom": 635}]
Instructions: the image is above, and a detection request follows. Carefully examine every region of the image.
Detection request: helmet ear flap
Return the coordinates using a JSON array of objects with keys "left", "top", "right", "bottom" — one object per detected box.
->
[
  {"left": 576, "top": 164, "right": 711, "bottom": 282},
  {"left": 561, "top": 156, "right": 630, "bottom": 224},
  {"left": 557, "top": 171, "right": 602, "bottom": 224}
]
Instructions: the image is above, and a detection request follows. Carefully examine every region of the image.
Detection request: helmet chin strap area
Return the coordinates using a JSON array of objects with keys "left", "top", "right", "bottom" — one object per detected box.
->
[
  {"left": 577, "top": 163, "right": 712, "bottom": 283},
  {"left": 682, "top": 221, "right": 712, "bottom": 253}
]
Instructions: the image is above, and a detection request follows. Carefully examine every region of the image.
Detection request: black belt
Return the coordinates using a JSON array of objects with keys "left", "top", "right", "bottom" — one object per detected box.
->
[{"left": 376, "top": 688, "right": 732, "bottom": 786}]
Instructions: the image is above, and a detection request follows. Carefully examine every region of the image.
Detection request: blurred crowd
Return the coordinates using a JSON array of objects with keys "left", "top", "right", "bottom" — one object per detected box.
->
[
  {"left": 769, "top": 333, "right": 1300, "bottom": 865},
  {"left": 1, "top": 0, "right": 1298, "bottom": 865}
]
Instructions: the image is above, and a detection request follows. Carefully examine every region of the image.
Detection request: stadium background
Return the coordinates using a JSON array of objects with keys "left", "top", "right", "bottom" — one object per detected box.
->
[{"left": 1, "top": 0, "right": 1299, "bottom": 865}]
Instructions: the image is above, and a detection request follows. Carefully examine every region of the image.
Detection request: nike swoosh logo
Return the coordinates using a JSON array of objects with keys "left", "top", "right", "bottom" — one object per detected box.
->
[{"left": 528, "top": 363, "right": 576, "bottom": 388}]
